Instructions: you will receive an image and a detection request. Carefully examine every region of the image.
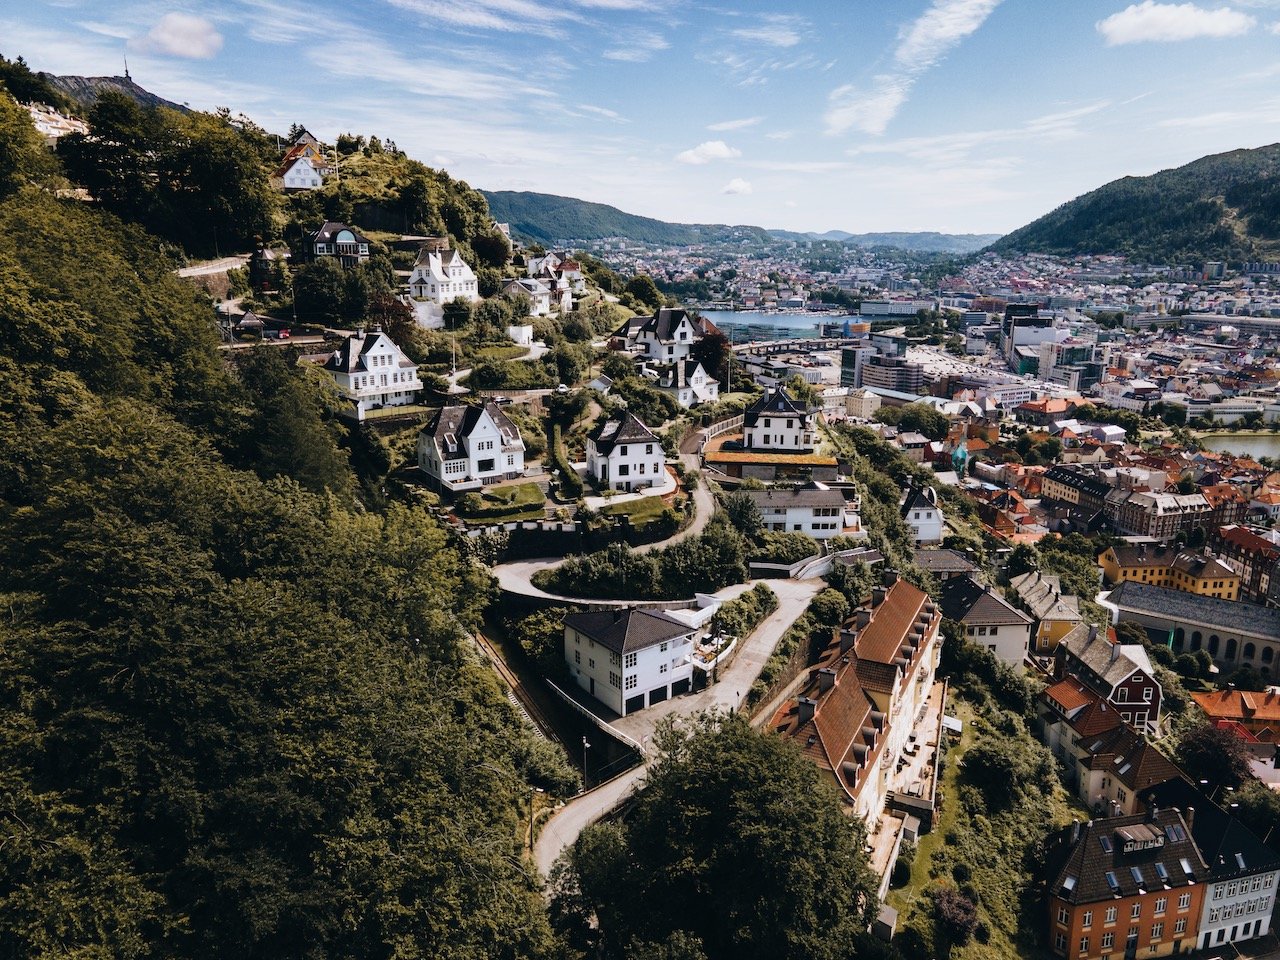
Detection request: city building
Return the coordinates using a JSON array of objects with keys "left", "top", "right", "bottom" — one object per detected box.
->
[
  {"left": 1105, "top": 491, "right": 1213, "bottom": 540},
  {"left": 742, "top": 387, "right": 816, "bottom": 452},
  {"left": 1041, "top": 466, "right": 1111, "bottom": 532},
  {"left": 1009, "top": 571, "right": 1084, "bottom": 655},
  {"left": 417, "top": 401, "right": 526, "bottom": 492},
  {"left": 899, "top": 483, "right": 944, "bottom": 546},
  {"left": 769, "top": 575, "right": 942, "bottom": 822},
  {"left": 914, "top": 548, "right": 980, "bottom": 582},
  {"left": 1044, "top": 809, "right": 1208, "bottom": 960},
  {"left": 310, "top": 326, "right": 421, "bottom": 419},
  {"left": 1108, "top": 580, "right": 1280, "bottom": 675},
  {"left": 615, "top": 308, "right": 720, "bottom": 363},
  {"left": 846, "top": 387, "right": 882, "bottom": 420},
  {"left": 1053, "top": 624, "right": 1162, "bottom": 737},
  {"left": 1190, "top": 689, "right": 1280, "bottom": 742},
  {"left": 743, "top": 482, "right": 860, "bottom": 540},
  {"left": 937, "top": 575, "right": 1033, "bottom": 664},
  {"left": 1212, "top": 524, "right": 1279, "bottom": 606},
  {"left": 409, "top": 245, "right": 482, "bottom": 305},
  {"left": 861, "top": 354, "right": 925, "bottom": 393},
  {"left": 1098, "top": 544, "right": 1240, "bottom": 600},
  {"left": 563, "top": 608, "right": 695, "bottom": 716},
  {"left": 300, "top": 221, "right": 370, "bottom": 267},
  {"left": 586, "top": 413, "right": 665, "bottom": 493}
]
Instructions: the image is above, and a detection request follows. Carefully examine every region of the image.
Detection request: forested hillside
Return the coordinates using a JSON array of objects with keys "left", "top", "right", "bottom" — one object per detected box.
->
[
  {"left": 482, "top": 189, "right": 770, "bottom": 245},
  {"left": 0, "top": 92, "right": 572, "bottom": 958},
  {"left": 990, "top": 143, "right": 1280, "bottom": 263}
]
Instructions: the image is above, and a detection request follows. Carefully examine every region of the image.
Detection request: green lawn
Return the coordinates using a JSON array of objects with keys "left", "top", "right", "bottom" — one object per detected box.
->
[
  {"left": 457, "top": 482, "right": 547, "bottom": 523},
  {"left": 474, "top": 344, "right": 530, "bottom": 362},
  {"left": 599, "top": 495, "right": 671, "bottom": 525}
]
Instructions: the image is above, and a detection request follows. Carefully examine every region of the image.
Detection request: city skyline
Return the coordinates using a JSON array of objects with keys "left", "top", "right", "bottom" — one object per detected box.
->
[{"left": 7, "top": 0, "right": 1280, "bottom": 234}]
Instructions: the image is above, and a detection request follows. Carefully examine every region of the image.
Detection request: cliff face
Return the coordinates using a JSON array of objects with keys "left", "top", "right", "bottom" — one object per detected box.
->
[{"left": 41, "top": 73, "right": 189, "bottom": 113}]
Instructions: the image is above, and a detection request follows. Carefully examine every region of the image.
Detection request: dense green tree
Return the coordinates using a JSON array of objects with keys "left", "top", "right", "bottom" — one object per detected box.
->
[
  {"left": 721, "top": 490, "right": 763, "bottom": 539},
  {"left": 0, "top": 90, "right": 47, "bottom": 197},
  {"left": 624, "top": 273, "right": 664, "bottom": 311},
  {"left": 1176, "top": 723, "right": 1252, "bottom": 791},
  {"left": 555, "top": 712, "right": 878, "bottom": 960}
]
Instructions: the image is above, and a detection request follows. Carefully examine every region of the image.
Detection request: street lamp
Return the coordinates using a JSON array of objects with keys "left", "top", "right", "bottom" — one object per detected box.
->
[{"left": 582, "top": 736, "right": 592, "bottom": 779}]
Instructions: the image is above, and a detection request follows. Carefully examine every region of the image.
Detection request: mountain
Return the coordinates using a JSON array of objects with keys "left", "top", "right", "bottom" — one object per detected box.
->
[
  {"left": 771, "top": 228, "right": 999, "bottom": 252},
  {"left": 990, "top": 143, "right": 1280, "bottom": 263},
  {"left": 482, "top": 189, "right": 769, "bottom": 245},
  {"left": 41, "top": 73, "right": 189, "bottom": 113}
]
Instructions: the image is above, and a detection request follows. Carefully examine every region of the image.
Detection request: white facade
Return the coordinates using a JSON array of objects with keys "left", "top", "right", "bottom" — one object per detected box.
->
[
  {"left": 902, "top": 486, "right": 944, "bottom": 545},
  {"left": 318, "top": 329, "right": 422, "bottom": 419},
  {"left": 966, "top": 621, "right": 1031, "bottom": 665},
  {"left": 746, "top": 486, "right": 859, "bottom": 540},
  {"left": 1199, "top": 870, "right": 1279, "bottom": 952},
  {"left": 637, "top": 312, "right": 699, "bottom": 362},
  {"left": 846, "top": 388, "right": 882, "bottom": 420},
  {"left": 409, "top": 248, "right": 481, "bottom": 305},
  {"left": 564, "top": 613, "right": 695, "bottom": 716},
  {"left": 281, "top": 155, "right": 323, "bottom": 190},
  {"left": 417, "top": 402, "right": 526, "bottom": 492},
  {"left": 500, "top": 278, "right": 553, "bottom": 316},
  {"left": 652, "top": 361, "right": 720, "bottom": 409},
  {"left": 586, "top": 415, "right": 665, "bottom": 493},
  {"left": 743, "top": 390, "right": 815, "bottom": 451}
]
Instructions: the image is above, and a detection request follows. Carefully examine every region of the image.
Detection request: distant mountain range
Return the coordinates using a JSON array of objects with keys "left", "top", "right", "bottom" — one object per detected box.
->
[
  {"left": 990, "top": 143, "right": 1280, "bottom": 264},
  {"left": 482, "top": 189, "right": 999, "bottom": 252},
  {"left": 41, "top": 73, "right": 189, "bottom": 113}
]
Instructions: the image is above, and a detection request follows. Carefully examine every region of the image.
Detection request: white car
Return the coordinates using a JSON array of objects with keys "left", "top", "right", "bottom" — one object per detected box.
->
[{"left": 556, "top": 383, "right": 570, "bottom": 394}]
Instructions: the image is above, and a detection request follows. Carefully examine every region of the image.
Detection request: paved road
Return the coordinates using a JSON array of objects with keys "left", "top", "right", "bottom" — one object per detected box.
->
[
  {"left": 177, "top": 255, "right": 248, "bottom": 277},
  {"left": 532, "top": 576, "right": 821, "bottom": 878}
]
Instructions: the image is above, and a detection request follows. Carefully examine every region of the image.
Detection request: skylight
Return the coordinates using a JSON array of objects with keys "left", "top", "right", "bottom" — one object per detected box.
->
[
  {"left": 1105, "top": 870, "right": 1120, "bottom": 892},
  {"left": 1236, "top": 853, "right": 1247, "bottom": 870},
  {"left": 1166, "top": 824, "right": 1186, "bottom": 842},
  {"left": 1130, "top": 866, "right": 1145, "bottom": 886},
  {"left": 1099, "top": 836, "right": 1113, "bottom": 853},
  {"left": 1063, "top": 876, "right": 1077, "bottom": 893},
  {"left": 1155, "top": 863, "right": 1169, "bottom": 882},
  {"left": 1180, "top": 858, "right": 1194, "bottom": 877}
]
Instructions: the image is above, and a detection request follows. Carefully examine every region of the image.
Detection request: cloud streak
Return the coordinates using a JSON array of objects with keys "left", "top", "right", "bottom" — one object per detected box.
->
[
  {"left": 721, "top": 177, "right": 753, "bottom": 194},
  {"left": 825, "top": 0, "right": 1002, "bottom": 135},
  {"left": 708, "top": 116, "right": 763, "bottom": 131},
  {"left": 674, "top": 140, "right": 741, "bottom": 164},
  {"left": 1097, "top": 1, "right": 1255, "bottom": 44}
]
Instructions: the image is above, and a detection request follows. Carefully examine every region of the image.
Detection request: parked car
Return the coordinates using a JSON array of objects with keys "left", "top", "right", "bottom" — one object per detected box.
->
[
  {"left": 556, "top": 383, "right": 569, "bottom": 394},
  {"left": 491, "top": 395, "right": 512, "bottom": 405}
]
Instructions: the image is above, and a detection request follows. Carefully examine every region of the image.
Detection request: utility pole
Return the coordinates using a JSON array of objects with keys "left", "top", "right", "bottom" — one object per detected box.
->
[{"left": 582, "top": 736, "right": 591, "bottom": 780}]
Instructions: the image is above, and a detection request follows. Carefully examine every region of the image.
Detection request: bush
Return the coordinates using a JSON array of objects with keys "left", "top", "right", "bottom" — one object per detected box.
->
[
  {"left": 931, "top": 887, "right": 979, "bottom": 947},
  {"left": 712, "top": 583, "right": 779, "bottom": 638}
]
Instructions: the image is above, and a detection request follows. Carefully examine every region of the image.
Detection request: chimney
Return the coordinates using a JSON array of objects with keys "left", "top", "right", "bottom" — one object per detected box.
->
[
  {"left": 818, "top": 668, "right": 837, "bottom": 693},
  {"left": 1186, "top": 807, "right": 1195, "bottom": 832},
  {"left": 1071, "top": 819, "right": 1082, "bottom": 843},
  {"left": 872, "top": 586, "right": 887, "bottom": 608},
  {"left": 613, "top": 608, "right": 623, "bottom": 623},
  {"left": 882, "top": 569, "right": 900, "bottom": 588},
  {"left": 840, "top": 628, "right": 858, "bottom": 654},
  {"left": 856, "top": 608, "right": 873, "bottom": 629},
  {"left": 1148, "top": 803, "right": 1159, "bottom": 823},
  {"left": 797, "top": 697, "right": 817, "bottom": 725}
]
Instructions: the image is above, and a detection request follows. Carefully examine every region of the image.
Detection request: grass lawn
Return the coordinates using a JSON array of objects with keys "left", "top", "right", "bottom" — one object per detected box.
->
[
  {"left": 457, "top": 482, "right": 547, "bottom": 523},
  {"left": 599, "top": 495, "right": 671, "bottom": 526},
  {"left": 474, "top": 344, "right": 530, "bottom": 362}
]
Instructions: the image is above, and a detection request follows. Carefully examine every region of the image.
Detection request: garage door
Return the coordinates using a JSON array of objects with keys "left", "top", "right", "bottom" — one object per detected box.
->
[
  {"left": 625, "top": 694, "right": 646, "bottom": 714},
  {"left": 648, "top": 686, "right": 668, "bottom": 706}
]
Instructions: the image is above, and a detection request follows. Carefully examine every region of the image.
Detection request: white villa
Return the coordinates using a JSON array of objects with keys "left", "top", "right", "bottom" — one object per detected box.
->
[
  {"left": 614, "top": 308, "right": 721, "bottom": 363},
  {"left": 500, "top": 277, "right": 554, "bottom": 316},
  {"left": 742, "top": 387, "right": 816, "bottom": 452},
  {"left": 279, "top": 154, "right": 324, "bottom": 190},
  {"left": 564, "top": 608, "right": 695, "bottom": 716},
  {"left": 409, "top": 246, "right": 481, "bottom": 305},
  {"left": 313, "top": 326, "right": 422, "bottom": 419},
  {"left": 417, "top": 401, "right": 526, "bottom": 492},
  {"left": 649, "top": 360, "right": 720, "bottom": 408},
  {"left": 900, "top": 483, "right": 944, "bottom": 546},
  {"left": 743, "top": 482, "right": 861, "bottom": 540},
  {"left": 587, "top": 413, "right": 665, "bottom": 493}
]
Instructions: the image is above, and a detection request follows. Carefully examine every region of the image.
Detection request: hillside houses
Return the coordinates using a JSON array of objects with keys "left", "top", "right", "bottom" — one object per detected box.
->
[
  {"left": 417, "top": 401, "right": 526, "bottom": 492},
  {"left": 306, "top": 326, "right": 421, "bottom": 419}
]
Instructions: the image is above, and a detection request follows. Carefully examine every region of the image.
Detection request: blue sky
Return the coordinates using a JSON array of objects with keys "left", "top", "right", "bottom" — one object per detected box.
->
[{"left": 7, "top": 0, "right": 1280, "bottom": 234}]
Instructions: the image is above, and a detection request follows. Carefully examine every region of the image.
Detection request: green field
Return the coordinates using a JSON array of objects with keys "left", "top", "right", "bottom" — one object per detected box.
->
[
  {"left": 599, "top": 495, "right": 671, "bottom": 526},
  {"left": 457, "top": 482, "right": 547, "bottom": 522}
]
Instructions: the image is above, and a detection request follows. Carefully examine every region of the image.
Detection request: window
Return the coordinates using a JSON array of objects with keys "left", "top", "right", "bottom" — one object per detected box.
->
[
  {"left": 1079, "top": 936, "right": 1089, "bottom": 954},
  {"left": 608, "top": 671, "right": 620, "bottom": 688},
  {"left": 1151, "top": 922, "right": 1163, "bottom": 940},
  {"left": 1101, "top": 931, "right": 1114, "bottom": 949},
  {"left": 1143, "top": 687, "right": 1152, "bottom": 702},
  {"left": 625, "top": 653, "right": 638, "bottom": 669},
  {"left": 1155, "top": 897, "right": 1166, "bottom": 915},
  {"left": 1178, "top": 893, "right": 1191, "bottom": 910},
  {"left": 660, "top": 642, "right": 668, "bottom": 653},
  {"left": 1082, "top": 911, "right": 1093, "bottom": 928},
  {"left": 1131, "top": 904, "right": 1141, "bottom": 920},
  {"left": 625, "top": 675, "right": 637, "bottom": 691},
  {"left": 588, "top": 658, "right": 595, "bottom": 669},
  {"left": 1058, "top": 907, "right": 1069, "bottom": 925},
  {"left": 1105, "top": 907, "right": 1117, "bottom": 925},
  {"left": 1174, "top": 918, "right": 1186, "bottom": 934},
  {"left": 659, "top": 664, "right": 667, "bottom": 674},
  {"left": 1055, "top": 933, "right": 1066, "bottom": 953},
  {"left": 646, "top": 444, "right": 653, "bottom": 454},
  {"left": 574, "top": 651, "right": 580, "bottom": 665}
]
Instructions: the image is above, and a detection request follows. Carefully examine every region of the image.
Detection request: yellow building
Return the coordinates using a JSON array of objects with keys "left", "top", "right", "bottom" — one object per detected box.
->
[
  {"left": 1097, "top": 543, "right": 1240, "bottom": 600},
  {"left": 1009, "top": 570, "right": 1084, "bottom": 653}
]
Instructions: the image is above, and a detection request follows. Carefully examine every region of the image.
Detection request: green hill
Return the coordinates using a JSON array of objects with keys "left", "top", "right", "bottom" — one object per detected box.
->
[
  {"left": 990, "top": 143, "right": 1280, "bottom": 263},
  {"left": 482, "top": 189, "right": 770, "bottom": 245}
]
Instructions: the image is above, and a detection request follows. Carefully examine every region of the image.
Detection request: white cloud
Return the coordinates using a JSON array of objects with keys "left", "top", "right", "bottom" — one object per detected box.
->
[
  {"left": 576, "top": 103, "right": 628, "bottom": 122},
  {"left": 1097, "top": 1, "right": 1255, "bottom": 44},
  {"left": 722, "top": 177, "right": 753, "bottom": 194},
  {"left": 825, "top": 0, "right": 1003, "bottom": 135},
  {"left": 603, "top": 29, "right": 670, "bottom": 61},
  {"left": 1270, "top": 17, "right": 1280, "bottom": 30},
  {"left": 765, "top": 130, "right": 794, "bottom": 140},
  {"left": 675, "top": 140, "right": 742, "bottom": 164},
  {"left": 131, "top": 12, "right": 224, "bottom": 59},
  {"left": 731, "top": 13, "right": 807, "bottom": 47},
  {"left": 708, "top": 116, "right": 763, "bottom": 131}
]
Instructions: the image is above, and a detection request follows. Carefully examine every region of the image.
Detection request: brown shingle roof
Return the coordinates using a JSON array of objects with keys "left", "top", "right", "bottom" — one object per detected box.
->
[{"left": 856, "top": 580, "right": 930, "bottom": 665}]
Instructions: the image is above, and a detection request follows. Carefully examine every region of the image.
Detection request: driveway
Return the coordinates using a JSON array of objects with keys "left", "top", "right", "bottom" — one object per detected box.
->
[
  {"left": 531, "top": 576, "right": 821, "bottom": 878},
  {"left": 176, "top": 255, "right": 248, "bottom": 277}
]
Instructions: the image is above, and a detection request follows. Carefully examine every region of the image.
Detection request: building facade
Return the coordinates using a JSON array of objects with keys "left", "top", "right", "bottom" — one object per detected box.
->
[
  {"left": 417, "top": 401, "right": 526, "bottom": 492},
  {"left": 313, "top": 327, "right": 421, "bottom": 418},
  {"left": 743, "top": 482, "right": 859, "bottom": 540},
  {"left": 900, "top": 483, "right": 944, "bottom": 545},
  {"left": 301, "top": 221, "right": 370, "bottom": 267},
  {"left": 409, "top": 246, "right": 481, "bottom": 305},
  {"left": 1054, "top": 624, "right": 1163, "bottom": 737},
  {"left": 1098, "top": 544, "right": 1240, "bottom": 601},
  {"left": 742, "top": 388, "right": 816, "bottom": 452},
  {"left": 586, "top": 413, "right": 665, "bottom": 493},
  {"left": 563, "top": 609, "right": 695, "bottom": 716}
]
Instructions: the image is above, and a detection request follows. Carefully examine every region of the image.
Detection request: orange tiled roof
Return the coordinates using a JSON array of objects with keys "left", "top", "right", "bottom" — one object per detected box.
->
[
  {"left": 1193, "top": 689, "right": 1280, "bottom": 724},
  {"left": 1045, "top": 678, "right": 1092, "bottom": 712}
]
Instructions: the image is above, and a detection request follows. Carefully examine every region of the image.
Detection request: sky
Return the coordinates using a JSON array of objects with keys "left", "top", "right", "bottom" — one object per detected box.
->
[{"left": 7, "top": 0, "right": 1280, "bottom": 235}]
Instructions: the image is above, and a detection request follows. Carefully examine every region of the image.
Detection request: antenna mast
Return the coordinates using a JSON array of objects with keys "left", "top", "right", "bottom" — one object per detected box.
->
[{"left": 123, "top": 55, "right": 131, "bottom": 81}]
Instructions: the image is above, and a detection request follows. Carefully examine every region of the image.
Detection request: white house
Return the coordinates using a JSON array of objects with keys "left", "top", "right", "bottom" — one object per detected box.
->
[
  {"left": 587, "top": 413, "right": 665, "bottom": 493},
  {"left": 900, "top": 483, "right": 944, "bottom": 545},
  {"left": 314, "top": 326, "right": 422, "bottom": 419},
  {"left": 302, "top": 222, "right": 370, "bottom": 268},
  {"left": 743, "top": 482, "right": 859, "bottom": 540},
  {"left": 649, "top": 360, "right": 720, "bottom": 409},
  {"left": 938, "top": 575, "right": 1033, "bottom": 664},
  {"left": 618, "top": 308, "right": 720, "bottom": 363},
  {"left": 417, "top": 401, "right": 526, "bottom": 492},
  {"left": 563, "top": 608, "right": 696, "bottom": 716},
  {"left": 409, "top": 246, "right": 481, "bottom": 305},
  {"left": 279, "top": 154, "right": 324, "bottom": 190},
  {"left": 742, "top": 387, "right": 815, "bottom": 452},
  {"left": 499, "top": 278, "right": 553, "bottom": 316}
]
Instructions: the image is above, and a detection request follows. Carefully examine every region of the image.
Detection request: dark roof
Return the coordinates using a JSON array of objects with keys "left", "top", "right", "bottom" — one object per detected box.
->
[
  {"left": 1059, "top": 622, "right": 1155, "bottom": 692},
  {"left": 743, "top": 482, "right": 845, "bottom": 510},
  {"left": 422, "top": 402, "right": 523, "bottom": 458},
  {"left": 743, "top": 387, "right": 809, "bottom": 427},
  {"left": 1078, "top": 726, "right": 1182, "bottom": 794},
  {"left": 1142, "top": 779, "right": 1280, "bottom": 881},
  {"left": 914, "top": 549, "right": 979, "bottom": 575},
  {"left": 305, "top": 221, "right": 370, "bottom": 246},
  {"left": 1109, "top": 580, "right": 1280, "bottom": 639},
  {"left": 1047, "top": 809, "right": 1207, "bottom": 905},
  {"left": 937, "top": 576, "right": 1033, "bottom": 627},
  {"left": 899, "top": 483, "right": 938, "bottom": 517},
  {"left": 1104, "top": 544, "right": 1236, "bottom": 580},
  {"left": 322, "top": 329, "right": 414, "bottom": 374},
  {"left": 1043, "top": 465, "right": 1111, "bottom": 499},
  {"left": 563, "top": 608, "right": 691, "bottom": 654},
  {"left": 587, "top": 412, "right": 659, "bottom": 456}
]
